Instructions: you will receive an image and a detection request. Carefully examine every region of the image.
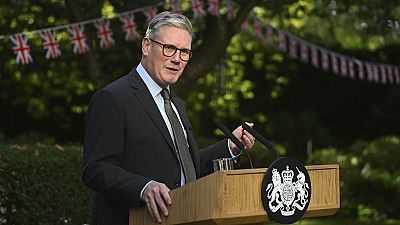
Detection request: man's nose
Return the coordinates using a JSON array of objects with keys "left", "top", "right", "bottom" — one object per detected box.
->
[{"left": 170, "top": 51, "right": 181, "bottom": 64}]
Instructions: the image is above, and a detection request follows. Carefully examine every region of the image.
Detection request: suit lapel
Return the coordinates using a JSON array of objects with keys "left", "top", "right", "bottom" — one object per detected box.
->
[{"left": 127, "top": 70, "right": 176, "bottom": 153}]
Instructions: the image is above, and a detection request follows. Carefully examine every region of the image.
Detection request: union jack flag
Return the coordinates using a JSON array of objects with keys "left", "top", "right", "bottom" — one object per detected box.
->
[
  {"left": 300, "top": 42, "right": 308, "bottom": 63},
  {"left": 253, "top": 17, "right": 262, "bottom": 39},
  {"left": 40, "top": 29, "right": 61, "bottom": 59},
  {"left": 95, "top": 19, "right": 115, "bottom": 49},
  {"left": 207, "top": 0, "right": 219, "bottom": 16},
  {"left": 266, "top": 25, "right": 274, "bottom": 46},
  {"left": 340, "top": 56, "right": 347, "bottom": 77},
  {"left": 289, "top": 37, "right": 298, "bottom": 58},
  {"left": 143, "top": 6, "right": 157, "bottom": 24},
  {"left": 10, "top": 34, "right": 33, "bottom": 64},
  {"left": 379, "top": 65, "right": 387, "bottom": 84},
  {"left": 278, "top": 31, "right": 287, "bottom": 52},
  {"left": 311, "top": 46, "right": 319, "bottom": 68},
  {"left": 394, "top": 67, "right": 400, "bottom": 85},
  {"left": 321, "top": 50, "right": 329, "bottom": 71},
  {"left": 366, "top": 63, "right": 374, "bottom": 82},
  {"left": 226, "top": 0, "right": 235, "bottom": 21},
  {"left": 68, "top": 24, "right": 89, "bottom": 55},
  {"left": 119, "top": 13, "right": 138, "bottom": 41},
  {"left": 331, "top": 53, "right": 339, "bottom": 74},
  {"left": 191, "top": 0, "right": 206, "bottom": 18},
  {"left": 354, "top": 59, "right": 364, "bottom": 80},
  {"left": 241, "top": 19, "right": 249, "bottom": 32},
  {"left": 169, "top": 0, "right": 182, "bottom": 13},
  {"left": 387, "top": 65, "right": 394, "bottom": 84},
  {"left": 348, "top": 59, "right": 355, "bottom": 79}
]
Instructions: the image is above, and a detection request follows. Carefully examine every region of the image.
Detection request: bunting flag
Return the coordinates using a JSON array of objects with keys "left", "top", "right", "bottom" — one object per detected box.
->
[
  {"left": 207, "top": 0, "right": 219, "bottom": 16},
  {"left": 119, "top": 12, "right": 139, "bottom": 41},
  {"left": 380, "top": 65, "right": 387, "bottom": 84},
  {"left": 2, "top": 1, "right": 399, "bottom": 87},
  {"left": 68, "top": 24, "right": 89, "bottom": 55},
  {"left": 191, "top": 0, "right": 207, "bottom": 18},
  {"left": 169, "top": 0, "right": 182, "bottom": 13},
  {"left": 143, "top": 6, "right": 157, "bottom": 24},
  {"left": 40, "top": 29, "right": 61, "bottom": 59},
  {"left": 348, "top": 59, "right": 355, "bottom": 79},
  {"left": 241, "top": 19, "right": 249, "bottom": 33},
  {"left": 226, "top": 0, "right": 235, "bottom": 21},
  {"left": 300, "top": 41, "right": 309, "bottom": 63},
  {"left": 10, "top": 34, "right": 33, "bottom": 64},
  {"left": 253, "top": 17, "right": 262, "bottom": 39},
  {"left": 94, "top": 19, "right": 115, "bottom": 49},
  {"left": 266, "top": 25, "right": 274, "bottom": 46},
  {"left": 394, "top": 67, "right": 400, "bottom": 85},
  {"left": 311, "top": 46, "right": 319, "bottom": 68},
  {"left": 331, "top": 53, "right": 339, "bottom": 74},
  {"left": 340, "top": 56, "right": 347, "bottom": 77},
  {"left": 278, "top": 31, "right": 287, "bottom": 52},
  {"left": 289, "top": 37, "right": 298, "bottom": 58},
  {"left": 355, "top": 60, "right": 365, "bottom": 80},
  {"left": 387, "top": 66, "right": 394, "bottom": 84},
  {"left": 321, "top": 50, "right": 329, "bottom": 71},
  {"left": 366, "top": 63, "right": 374, "bottom": 82}
]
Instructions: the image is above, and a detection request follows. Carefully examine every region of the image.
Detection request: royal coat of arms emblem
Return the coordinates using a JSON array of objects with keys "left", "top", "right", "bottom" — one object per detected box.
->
[{"left": 261, "top": 157, "right": 311, "bottom": 224}]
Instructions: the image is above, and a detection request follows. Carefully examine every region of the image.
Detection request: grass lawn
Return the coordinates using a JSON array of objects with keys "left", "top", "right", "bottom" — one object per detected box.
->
[{"left": 267, "top": 217, "right": 400, "bottom": 225}]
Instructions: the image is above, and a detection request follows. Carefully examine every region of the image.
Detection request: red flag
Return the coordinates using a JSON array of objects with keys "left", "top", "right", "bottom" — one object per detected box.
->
[
  {"left": 355, "top": 59, "right": 364, "bottom": 80},
  {"left": 321, "top": 50, "right": 329, "bottom": 71},
  {"left": 191, "top": 0, "right": 206, "bottom": 18},
  {"left": 289, "top": 37, "right": 298, "bottom": 58},
  {"left": 207, "top": 0, "right": 219, "bottom": 16},
  {"left": 119, "top": 13, "right": 138, "bottom": 41},
  {"left": 95, "top": 19, "right": 115, "bottom": 49},
  {"left": 10, "top": 34, "right": 33, "bottom": 64},
  {"left": 278, "top": 31, "right": 287, "bottom": 52},
  {"left": 340, "top": 56, "right": 347, "bottom": 77},
  {"left": 331, "top": 53, "right": 339, "bottom": 74},
  {"left": 300, "top": 41, "right": 308, "bottom": 63},
  {"left": 311, "top": 46, "right": 319, "bottom": 68},
  {"left": 169, "top": 0, "right": 183, "bottom": 13},
  {"left": 226, "top": 0, "right": 235, "bottom": 21},
  {"left": 40, "top": 29, "right": 61, "bottom": 59},
  {"left": 143, "top": 6, "right": 157, "bottom": 24}
]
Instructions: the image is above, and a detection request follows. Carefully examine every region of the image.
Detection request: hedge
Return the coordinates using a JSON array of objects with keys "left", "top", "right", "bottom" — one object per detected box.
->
[{"left": 0, "top": 143, "right": 92, "bottom": 225}]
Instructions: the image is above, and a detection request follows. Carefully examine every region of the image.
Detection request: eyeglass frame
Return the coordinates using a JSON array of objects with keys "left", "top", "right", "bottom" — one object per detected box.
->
[{"left": 147, "top": 38, "right": 192, "bottom": 62}]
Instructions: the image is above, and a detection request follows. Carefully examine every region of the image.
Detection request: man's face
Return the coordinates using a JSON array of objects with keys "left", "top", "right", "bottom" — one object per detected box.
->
[{"left": 142, "top": 26, "right": 192, "bottom": 87}]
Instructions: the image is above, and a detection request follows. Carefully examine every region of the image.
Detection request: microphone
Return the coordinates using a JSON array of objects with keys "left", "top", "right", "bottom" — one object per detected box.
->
[
  {"left": 218, "top": 123, "right": 254, "bottom": 169},
  {"left": 218, "top": 123, "right": 245, "bottom": 151},
  {"left": 241, "top": 123, "right": 279, "bottom": 159}
]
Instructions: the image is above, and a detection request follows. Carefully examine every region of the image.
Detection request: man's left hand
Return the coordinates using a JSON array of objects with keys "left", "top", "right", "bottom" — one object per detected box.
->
[{"left": 229, "top": 122, "right": 255, "bottom": 154}]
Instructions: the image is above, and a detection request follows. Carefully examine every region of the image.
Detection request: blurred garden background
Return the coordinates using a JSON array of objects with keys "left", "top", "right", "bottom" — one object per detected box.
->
[{"left": 1, "top": 0, "right": 400, "bottom": 224}]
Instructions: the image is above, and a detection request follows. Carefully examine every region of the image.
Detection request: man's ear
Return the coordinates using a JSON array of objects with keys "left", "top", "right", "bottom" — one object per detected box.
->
[{"left": 142, "top": 38, "right": 150, "bottom": 56}]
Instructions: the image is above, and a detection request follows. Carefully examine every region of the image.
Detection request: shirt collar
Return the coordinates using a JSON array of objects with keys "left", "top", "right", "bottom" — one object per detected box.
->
[{"left": 136, "top": 63, "right": 169, "bottom": 98}]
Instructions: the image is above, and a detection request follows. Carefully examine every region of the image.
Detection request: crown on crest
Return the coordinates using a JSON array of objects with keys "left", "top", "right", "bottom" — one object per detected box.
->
[{"left": 281, "top": 165, "right": 294, "bottom": 182}]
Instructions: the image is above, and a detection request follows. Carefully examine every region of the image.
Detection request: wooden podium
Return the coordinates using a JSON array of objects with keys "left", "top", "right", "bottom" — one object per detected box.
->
[{"left": 130, "top": 164, "right": 340, "bottom": 225}]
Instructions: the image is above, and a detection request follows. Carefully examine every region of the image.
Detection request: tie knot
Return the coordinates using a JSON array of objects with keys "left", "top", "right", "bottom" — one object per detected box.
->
[{"left": 161, "top": 88, "right": 170, "bottom": 101}]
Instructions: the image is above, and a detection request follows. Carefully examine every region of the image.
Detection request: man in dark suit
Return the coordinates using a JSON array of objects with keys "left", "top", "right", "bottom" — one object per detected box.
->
[{"left": 82, "top": 11, "right": 255, "bottom": 225}]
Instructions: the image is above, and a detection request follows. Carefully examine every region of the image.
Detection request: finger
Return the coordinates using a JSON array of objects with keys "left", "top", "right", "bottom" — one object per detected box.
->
[
  {"left": 160, "top": 186, "right": 172, "bottom": 205},
  {"left": 244, "top": 122, "right": 254, "bottom": 128},
  {"left": 242, "top": 130, "right": 255, "bottom": 148},
  {"left": 149, "top": 198, "right": 162, "bottom": 223},
  {"left": 154, "top": 189, "right": 169, "bottom": 217}
]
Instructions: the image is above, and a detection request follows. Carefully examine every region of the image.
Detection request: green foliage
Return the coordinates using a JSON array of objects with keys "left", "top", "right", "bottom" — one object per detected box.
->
[
  {"left": 308, "top": 136, "right": 400, "bottom": 220},
  {"left": 0, "top": 143, "right": 92, "bottom": 225}
]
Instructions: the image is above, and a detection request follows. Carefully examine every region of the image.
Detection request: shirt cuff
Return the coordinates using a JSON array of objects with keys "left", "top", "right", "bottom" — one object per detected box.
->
[
  {"left": 227, "top": 139, "right": 241, "bottom": 161},
  {"left": 140, "top": 180, "right": 154, "bottom": 201}
]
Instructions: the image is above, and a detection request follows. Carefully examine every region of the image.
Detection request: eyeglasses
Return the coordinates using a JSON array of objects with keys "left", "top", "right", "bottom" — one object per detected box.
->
[{"left": 147, "top": 38, "right": 192, "bottom": 62}]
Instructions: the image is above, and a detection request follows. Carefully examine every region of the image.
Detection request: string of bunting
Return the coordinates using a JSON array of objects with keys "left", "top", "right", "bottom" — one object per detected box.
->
[{"left": 1, "top": 0, "right": 399, "bottom": 86}]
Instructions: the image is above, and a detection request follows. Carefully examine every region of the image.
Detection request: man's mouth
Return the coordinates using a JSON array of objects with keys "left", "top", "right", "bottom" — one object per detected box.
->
[{"left": 166, "top": 66, "right": 180, "bottom": 72}]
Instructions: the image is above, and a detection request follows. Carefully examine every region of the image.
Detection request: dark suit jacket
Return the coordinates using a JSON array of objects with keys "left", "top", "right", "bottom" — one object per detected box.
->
[{"left": 82, "top": 69, "right": 231, "bottom": 225}]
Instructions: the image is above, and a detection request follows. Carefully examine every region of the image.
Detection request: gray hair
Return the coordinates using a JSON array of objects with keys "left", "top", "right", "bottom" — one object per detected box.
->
[{"left": 145, "top": 11, "right": 194, "bottom": 41}]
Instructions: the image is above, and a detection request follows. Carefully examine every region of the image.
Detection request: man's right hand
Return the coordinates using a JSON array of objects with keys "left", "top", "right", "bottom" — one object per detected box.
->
[{"left": 142, "top": 181, "right": 172, "bottom": 223}]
